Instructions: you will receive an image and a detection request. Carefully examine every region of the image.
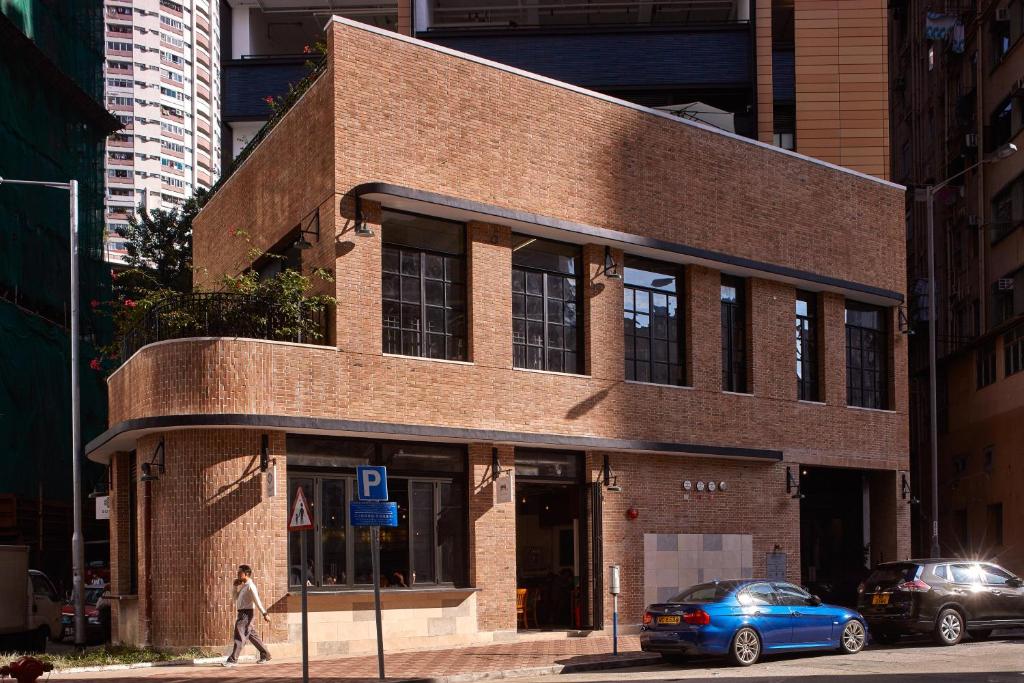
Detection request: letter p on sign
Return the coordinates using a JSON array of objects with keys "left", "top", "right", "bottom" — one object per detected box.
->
[{"left": 357, "top": 465, "right": 388, "bottom": 501}]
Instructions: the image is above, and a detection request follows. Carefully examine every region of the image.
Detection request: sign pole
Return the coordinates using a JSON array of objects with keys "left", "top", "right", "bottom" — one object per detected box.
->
[
  {"left": 301, "top": 528, "right": 309, "bottom": 683},
  {"left": 371, "top": 525, "right": 385, "bottom": 679}
]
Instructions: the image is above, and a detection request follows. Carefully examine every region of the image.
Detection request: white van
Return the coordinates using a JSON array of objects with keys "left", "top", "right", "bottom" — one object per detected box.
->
[{"left": 0, "top": 546, "right": 63, "bottom": 652}]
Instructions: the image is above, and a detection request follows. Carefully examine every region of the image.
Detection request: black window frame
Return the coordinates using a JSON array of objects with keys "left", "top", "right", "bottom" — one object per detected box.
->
[
  {"left": 845, "top": 301, "right": 890, "bottom": 409},
  {"left": 795, "top": 290, "right": 820, "bottom": 401},
  {"left": 285, "top": 436, "right": 469, "bottom": 592},
  {"left": 721, "top": 275, "right": 749, "bottom": 393},
  {"left": 381, "top": 210, "right": 467, "bottom": 362},
  {"left": 1005, "top": 323, "right": 1024, "bottom": 376},
  {"left": 511, "top": 235, "right": 583, "bottom": 374},
  {"left": 623, "top": 256, "right": 685, "bottom": 386},
  {"left": 976, "top": 340, "right": 997, "bottom": 388}
]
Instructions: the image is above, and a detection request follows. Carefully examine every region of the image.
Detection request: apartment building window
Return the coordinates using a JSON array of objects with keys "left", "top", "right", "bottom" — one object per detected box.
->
[
  {"left": 992, "top": 14, "right": 1012, "bottom": 63},
  {"left": 986, "top": 503, "right": 1004, "bottom": 547},
  {"left": 382, "top": 211, "right": 466, "bottom": 361},
  {"left": 160, "top": 50, "right": 183, "bottom": 65},
  {"left": 845, "top": 302, "right": 889, "bottom": 409},
  {"left": 623, "top": 256, "right": 684, "bottom": 385},
  {"left": 512, "top": 236, "right": 582, "bottom": 374},
  {"left": 161, "top": 140, "right": 185, "bottom": 154},
  {"left": 107, "top": 23, "right": 131, "bottom": 34},
  {"left": 108, "top": 187, "right": 132, "bottom": 197},
  {"left": 161, "top": 69, "right": 184, "bottom": 84},
  {"left": 108, "top": 60, "right": 131, "bottom": 70},
  {"left": 976, "top": 341, "right": 997, "bottom": 388},
  {"left": 159, "top": 16, "right": 184, "bottom": 30},
  {"left": 107, "top": 169, "right": 129, "bottom": 179},
  {"left": 107, "top": 78, "right": 131, "bottom": 89},
  {"left": 991, "top": 175, "right": 1023, "bottom": 243},
  {"left": 161, "top": 121, "right": 185, "bottom": 136},
  {"left": 110, "top": 5, "right": 132, "bottom": 15},
  {"left": 108, "top": 151, "right": 131, "bottom": 161},
  {"left": 1006, "top": 323, "right": 1024, "bottom": 376},
  {"left": 721, "top": 275, "right": 748, "bottom": 393},
  {"left": 160, "top": 0, "right": 183, "bottom": 12},
  {"left": 107, "top": 41, "right": 133, "bottom": 52},
  {"left": 796, "top": 291, "right": 820, "bottom": 401},
  {"left": 160, "top": 86, "right": 185, "bottom": 101},
  {"left": 286, "top": 436, "right": 467, "bottom": 590}
]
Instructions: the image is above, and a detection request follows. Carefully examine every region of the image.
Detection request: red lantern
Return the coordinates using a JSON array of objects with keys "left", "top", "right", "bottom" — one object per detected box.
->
[{"left": 626, "top": 507, "right": 639, "bottom": 520}]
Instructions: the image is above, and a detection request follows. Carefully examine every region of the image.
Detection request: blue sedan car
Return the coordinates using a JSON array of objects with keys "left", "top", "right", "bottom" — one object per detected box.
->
[{"left": 640, "top": 580, "right": 867, "bottom": 666}]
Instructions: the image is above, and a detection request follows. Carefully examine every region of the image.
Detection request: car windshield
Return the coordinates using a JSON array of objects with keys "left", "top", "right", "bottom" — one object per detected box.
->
[
  {"left": 667, "top": 582, "right": 735, "bottom": 603},
  {"left": 865, "top": 564, "right": 918, "bottom": 586}
]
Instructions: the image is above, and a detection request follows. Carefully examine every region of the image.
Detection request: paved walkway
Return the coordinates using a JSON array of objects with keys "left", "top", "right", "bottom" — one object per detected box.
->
[{"left": 55, "top": 635, "right": 651, "bottom": 682}]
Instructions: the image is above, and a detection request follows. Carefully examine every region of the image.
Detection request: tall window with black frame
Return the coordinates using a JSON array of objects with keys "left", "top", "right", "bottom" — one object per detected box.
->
[
  {"left": 721, "top": 275, "right": 748, "bottom": 393},
  {"left": 512, "top": 236, "right": 582, "bottom": 373},
  {"left": 795, "top": 291, "right": 819, "bottom": 401},
  {"left": 382, "top": 211, "right": 467, "bottom": 360},
  {"left": 623, "top": 257, "right": 684, "bottom": 385},
  {"left": 845, "top": 302, "right": 889, "bottom": 409}
]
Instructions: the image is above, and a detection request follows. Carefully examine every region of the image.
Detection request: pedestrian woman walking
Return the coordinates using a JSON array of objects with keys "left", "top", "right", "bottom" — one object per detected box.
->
[{"left": 224, "top": 564, "right": 271, "bottom": 666}]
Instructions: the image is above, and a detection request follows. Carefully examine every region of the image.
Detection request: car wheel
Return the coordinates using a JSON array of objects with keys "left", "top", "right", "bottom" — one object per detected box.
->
[
  {"left": 872, "top": 630, "right": 899, "bottom": 645},
  {"left": 934, "top": 608, "right": 964, "bottom": 646},
  {"left": 968, "top": 629, "right": 992, "bottom": 641},
  {"left": 838, "top": 619, "right": 866, "bottom": 654},
  {"left": 729, "top": 627, "right": 761, "bottom": 667}
]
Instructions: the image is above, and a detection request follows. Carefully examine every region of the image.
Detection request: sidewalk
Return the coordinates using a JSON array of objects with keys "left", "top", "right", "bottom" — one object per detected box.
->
[{"left": 55, "top": 635, "right": 657, "bottom": 682}]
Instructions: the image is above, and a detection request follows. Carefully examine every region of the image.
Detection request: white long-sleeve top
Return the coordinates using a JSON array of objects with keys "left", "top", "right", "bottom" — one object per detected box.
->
[{"left": 233, "top": 579, "right": 268, "bottom": 615}]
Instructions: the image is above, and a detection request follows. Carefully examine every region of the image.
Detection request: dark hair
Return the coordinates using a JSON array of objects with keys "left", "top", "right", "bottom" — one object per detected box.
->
[{"left": 238, "top": 565, "right": 253, "bottom": 576}]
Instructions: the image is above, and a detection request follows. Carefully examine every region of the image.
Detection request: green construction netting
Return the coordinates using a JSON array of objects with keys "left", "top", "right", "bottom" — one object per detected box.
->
[{"left": 1, "top": 0, "right": 111, "bottom": 502}]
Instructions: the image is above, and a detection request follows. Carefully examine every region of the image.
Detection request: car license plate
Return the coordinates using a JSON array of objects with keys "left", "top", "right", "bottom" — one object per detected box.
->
[
  {"left": 656, "top": 615, "right": 681, "bottom": 625},
  {"left": 872, "top": 593, "right": 890, "bottom": 605}
]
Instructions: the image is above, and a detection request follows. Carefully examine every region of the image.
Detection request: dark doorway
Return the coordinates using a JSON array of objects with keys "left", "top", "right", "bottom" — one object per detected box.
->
[
  {"left": 799, "top": 466, "right": 870, "bottom": 607},
  {"left": 514, "top": 450, "right": 590, "bottom": 631}
]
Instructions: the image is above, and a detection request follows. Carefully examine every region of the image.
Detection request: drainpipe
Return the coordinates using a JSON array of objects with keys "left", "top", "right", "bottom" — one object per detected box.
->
[{"left": 142, "top": 479, "right": 153, "bottom": 645}]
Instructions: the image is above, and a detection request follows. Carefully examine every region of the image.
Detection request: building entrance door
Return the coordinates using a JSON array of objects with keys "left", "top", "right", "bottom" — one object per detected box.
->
[{"left": 514, "top": 449, "right": 593, "bottom": 631}]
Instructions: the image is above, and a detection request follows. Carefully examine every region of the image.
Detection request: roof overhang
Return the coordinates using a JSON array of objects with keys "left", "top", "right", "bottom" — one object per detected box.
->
[
  {"left": 85, "top": 413, "right": 783, "bottom": 464},
  {"left": 352, "top": 182, "right": 904, "bottom": 305}
]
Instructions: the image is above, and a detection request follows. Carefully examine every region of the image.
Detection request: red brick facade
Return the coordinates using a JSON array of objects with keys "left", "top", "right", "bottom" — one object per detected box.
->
[{"left": 93, "top": 18, "right": 910, "bottom": 652}]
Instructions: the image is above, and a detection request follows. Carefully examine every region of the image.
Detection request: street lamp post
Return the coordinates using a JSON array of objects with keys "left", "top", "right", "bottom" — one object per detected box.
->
[
  {"left": 0, "top": 176, "right": 86, "bottom": 647},
  {"left": 921, "top": 142, "right": 1018, "bottom": 559}
]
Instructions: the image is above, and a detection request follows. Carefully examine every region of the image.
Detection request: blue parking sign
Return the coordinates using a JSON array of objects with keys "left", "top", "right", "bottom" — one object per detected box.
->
[{"left": 356, "top": 465, "right": 388, "bottom": 501}]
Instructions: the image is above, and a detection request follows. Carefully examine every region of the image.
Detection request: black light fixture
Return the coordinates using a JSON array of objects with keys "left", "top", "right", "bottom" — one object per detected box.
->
[
  {"left": 491, "top": 447, "right": 511, "bottom": 481},
  {"left": 599, "top": 454, "right": 621, "bottom": 492},
  {"left": 897, "top": 304, "right": 914, "bottom": 335},
  {"left": 353, "top": 196, "right": 374, "bottom": 237},
  {"left": 901, "top": 473, "right": 919, "bottom": 505},
  {"left": 88, "top": 466, "right": 111, "bottom": 499},
  {"left": 785, "top": 466, "right": 803, "bottom": 500},
  {"left": 260, "top": 434, "right": 270, "bottom": 473},
  {"left": 294, "top": 212, "right": 319, "bottom": 250},
  {"left": 140, "top": 437, "right": 165, "bottom": 482},
  {"left": 602, "top": 245, "right": 622, "bottom": 280}
]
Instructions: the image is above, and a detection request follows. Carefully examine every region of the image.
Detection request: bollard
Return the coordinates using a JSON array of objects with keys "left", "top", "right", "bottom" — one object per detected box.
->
[{"left": 1, "top": 656, "right": 54, "bottom": 683}]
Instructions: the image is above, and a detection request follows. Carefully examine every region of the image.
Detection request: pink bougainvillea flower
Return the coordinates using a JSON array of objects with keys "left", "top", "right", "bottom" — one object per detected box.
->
[
  {"left": 264, "top": 96, "right": 275, "bottom": 105},
  {"left": 124, "top": 299, "right": 137, "bottom": 308},
  {"left": 89, "top": 359, "right": 103, "bottom": 371},
  {"left": 90, "top": 299, "right": 100, "bottom": 309},
  {"left": 303, "top": 44, "right": 311, "bottom": 54}
]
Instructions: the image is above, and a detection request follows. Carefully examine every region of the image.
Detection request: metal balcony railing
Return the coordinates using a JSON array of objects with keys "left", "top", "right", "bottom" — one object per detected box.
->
[{"left": 119, "top": 291, "right": 328, "bottom": 362}]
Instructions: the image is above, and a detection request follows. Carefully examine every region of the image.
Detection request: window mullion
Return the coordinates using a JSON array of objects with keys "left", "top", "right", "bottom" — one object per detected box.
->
[
  {"left": 433, "top": 482, "right": 441, "bottom": 584},
  {"left": 345, "top": 477, "right": 354, "bottom": 588},
  {"left": 542, "top": 272, "right": 550, "bottom": 369},
  {"left": 419, "top": 251, "right": 427, "bottom": 356}
]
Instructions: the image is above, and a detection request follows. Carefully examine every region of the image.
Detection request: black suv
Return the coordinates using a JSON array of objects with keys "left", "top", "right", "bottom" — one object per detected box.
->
[{"left": 858, "top": 559, "right": 1024, "bottom": 645}]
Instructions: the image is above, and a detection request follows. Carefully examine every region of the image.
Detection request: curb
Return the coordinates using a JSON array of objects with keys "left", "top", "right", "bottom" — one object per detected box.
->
[
  {"left": 54, "top": 655, "right": 256, "bottom": 675},
  {"left": 399, "top": 653, "right": 661, "bottom": 683}
]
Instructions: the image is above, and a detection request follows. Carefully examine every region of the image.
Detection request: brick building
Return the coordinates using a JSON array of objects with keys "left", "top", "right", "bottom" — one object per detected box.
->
[
  {"left": 88, "top": 17, "right": 910, "bottom": 655},
  {"left": 889, "top": 0, "right": 1024, "bottom": 571}
]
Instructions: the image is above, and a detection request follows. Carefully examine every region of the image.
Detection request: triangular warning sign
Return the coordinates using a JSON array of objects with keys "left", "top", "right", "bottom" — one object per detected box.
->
[{"left": 288, "top": 486, "right": 314, "bottom": 531}]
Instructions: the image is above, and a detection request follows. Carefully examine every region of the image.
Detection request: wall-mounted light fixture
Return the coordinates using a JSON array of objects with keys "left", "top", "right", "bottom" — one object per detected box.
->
[
  {"left": 88, "top": 466, "right": 112, "bottom": 499},
  {"left": 140, "top": 437, "right": 165, "bottom": 482},
  {"left": 491, "top": 447, "right": 512, "bottom": 481},
  {"left": 294, "top": 211, "right": 320, "bottom": 250},
  {"left": 601, "top": 245, "right": 622, "bottom": 280},
  {"left": 785, "top": 466, "right": 803, "bottom": 500},
  {"left": 598, "top": 454, "right": 621, "bottom": 492},
  {"left": 898, "top": 304, "right": 914, "bottom": 335},
  {"left": 260, "top": 434, "right": 270, "bottom": 473},
  {"left": 901, "top": 473, "right": 919, "bottom": 505},
  {"left": 353, "top": 195, "right": 374, "bottom": 237}
]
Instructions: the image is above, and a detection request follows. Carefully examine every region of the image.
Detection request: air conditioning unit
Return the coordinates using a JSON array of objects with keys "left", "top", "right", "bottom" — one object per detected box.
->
[
  {"left": 996, "top": 7, "right": 1009, "bottom": 21},
  {"left": 965, "top": 133, "right": 978, "bottom": 148},
  {"left": 997, "top": 278, "right": 1015, "bottom": 290},
  {"left": 968, "top": 215, "right": 981, "bottom": 226}
]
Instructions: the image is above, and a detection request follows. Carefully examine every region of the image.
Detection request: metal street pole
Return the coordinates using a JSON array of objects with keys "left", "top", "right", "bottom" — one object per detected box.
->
[
  {"left": 0, "top": 176, "right": 85, "bottom": 646},
  {"left": 301, "top": 529, "right": 309, "bottom": 683},
  {"left": 371, "top": 526, "right": 385, "bottom": 680},
  {"left": 925, "top": 186, "right": 940, "bottom": 559}
]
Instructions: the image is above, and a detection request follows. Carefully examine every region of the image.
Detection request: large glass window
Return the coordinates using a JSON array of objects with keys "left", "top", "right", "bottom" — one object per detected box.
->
[
  {"left": 286, "top": 436, "right": 468, "bottom": 590},
  {"left": 382, "top": 211, "right": 467, "bottom": 361},
  {"left": 795, "top": 291, "right": 819, "bottom": 401},
  {"left": 845, "top": 302, "right": 889, "bottom": 409},
  {"left": 623, "top": 257, "right": 684, "bottom": 385},
  {"left": 977, "top": 341, "right": 996, "bottom": 389},
  {"left": 512, "top": 236, "right": 581, "bottom": 374},
  {"left": 1005, "top": 323, "right": 1024, "bottom": 377},
  {"left": 721, "top": 275, "right": 748, "bottom": 393}
]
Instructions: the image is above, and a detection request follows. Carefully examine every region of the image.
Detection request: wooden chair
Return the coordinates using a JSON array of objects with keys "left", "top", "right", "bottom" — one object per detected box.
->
[{"left": 516, "top": 588, "right": 529, "bottom": 629}]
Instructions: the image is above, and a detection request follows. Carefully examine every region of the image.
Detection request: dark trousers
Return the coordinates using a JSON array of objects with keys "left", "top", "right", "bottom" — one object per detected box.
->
[{"left": 228, "top": 609, "right": 270, "bottom": 662}]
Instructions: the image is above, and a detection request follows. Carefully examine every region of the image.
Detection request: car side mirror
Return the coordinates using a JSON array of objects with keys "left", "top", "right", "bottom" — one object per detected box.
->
[{"left": 1008, "top": 577, "right": 1023, "bottom": 588}]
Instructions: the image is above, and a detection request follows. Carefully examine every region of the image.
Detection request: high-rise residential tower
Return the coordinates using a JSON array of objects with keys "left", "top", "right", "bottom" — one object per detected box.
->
[{"left": 103, "top": 0, "right": 222, "bottom": 263}]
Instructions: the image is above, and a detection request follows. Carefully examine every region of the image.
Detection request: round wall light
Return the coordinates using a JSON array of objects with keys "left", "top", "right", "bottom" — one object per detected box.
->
[
  {"left": 683, "top": 480, "right": 693, "bottom": 491},
  {"left": 708, "top": 481, "right": 717, "bottom": 492},
  {"left": 696, "top": 481, "right": 706, "bottom": 492},
  {"left": 719, "top": 481, "right": 728, "bottom": 491}
]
